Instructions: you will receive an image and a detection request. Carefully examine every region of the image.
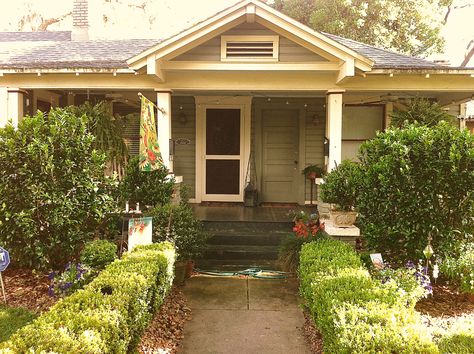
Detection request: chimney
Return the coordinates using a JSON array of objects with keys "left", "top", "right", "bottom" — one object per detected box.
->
[{"left": 72, "top": 0, "right": 89, "bottom": 41}]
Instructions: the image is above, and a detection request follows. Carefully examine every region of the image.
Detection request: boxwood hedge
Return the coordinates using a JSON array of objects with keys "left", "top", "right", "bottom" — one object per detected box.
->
[
  {"left": 0, "top": 242, "right": 175, "bottom": 353},
  {"left": 299, "top": 239, "right": 437, "bottom": 353}
]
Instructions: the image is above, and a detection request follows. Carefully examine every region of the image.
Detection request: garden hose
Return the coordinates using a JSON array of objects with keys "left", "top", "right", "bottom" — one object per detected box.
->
[{"left": 194, "top": 267, "right": 288, "bottom": 279}]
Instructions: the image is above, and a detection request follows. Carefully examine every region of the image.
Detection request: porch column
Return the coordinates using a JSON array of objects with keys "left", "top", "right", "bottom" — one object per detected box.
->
[
  {"left": 326, "top": 91, "right": 344, "bottom": 171},
  {"left": 156, "top": 90, "right": 173, "bottom": 172},
  {"left": 0, "top": 88, "right": 24, "bottom": 128},
  {"left": 0, "top": 87, "right": 7, "bottom": 127}
]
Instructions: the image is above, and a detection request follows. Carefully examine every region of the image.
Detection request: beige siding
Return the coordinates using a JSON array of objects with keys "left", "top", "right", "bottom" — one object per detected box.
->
[
  {"left": 173, "top": 22, "right": 327, "bottom": 62},
  {"left": 172, "top": 96, "right": 196, "bottom": 199}
]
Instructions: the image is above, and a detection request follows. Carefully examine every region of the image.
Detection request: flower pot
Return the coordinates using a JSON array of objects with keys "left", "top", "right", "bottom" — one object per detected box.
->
[
  {"left": 173, "top": 261, "right": 187, "bottom": 285},
  {"left": 306, "top": 172, "right": 318, "bottom": 179},
  {"left": 185, "top": 260, "right": 195, "bottom": 279},
  {"left": 330, "top": 210, "right": 358, "bottom": 227}
]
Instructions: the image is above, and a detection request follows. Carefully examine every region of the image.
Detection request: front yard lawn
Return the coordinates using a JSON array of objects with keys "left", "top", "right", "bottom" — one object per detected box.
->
[{"left": 0, "top": 305, "right": 36, "bottom": 342}]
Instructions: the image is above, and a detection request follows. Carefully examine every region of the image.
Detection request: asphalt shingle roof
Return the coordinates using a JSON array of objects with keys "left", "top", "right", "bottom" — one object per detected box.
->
[
  {"left": 0, "top": 39, "right": 161, "bottom": 70},
  {"left": 323, "top": 33, "right": 444, "bottom": 69},
  {"left": 0, "top": 31, "right": 445, "bottom": 70},
  {"left": 0, "top": 31, "right": 71, "bottom": 42}
]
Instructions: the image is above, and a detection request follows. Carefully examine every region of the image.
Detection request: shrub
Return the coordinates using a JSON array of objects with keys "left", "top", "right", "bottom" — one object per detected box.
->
[
  {"left": 0, "top": 242, "right": 175, "bottom": 353},
  {"left": 320, "top": 160, "right": 362, "bottom": 211},
  {"left": 149, "top": 203, "right": 207, "bottom": 261},
  {"left": 357, "top": 122, "right": 474, "bottom": 260},
  {"left": 80, "top": 239, "right": 118, "bottom": 270},
  {"left": 119, "top": 156, "right": 174, "bottom": 208},
  {"left": 440, "top": 242, "right": 474, "bottom": 294},
  {"left": 390, "top": 97, "right": 456, "bottom": 128},
  {"left": 0, "top": 109, "right": 117, "bottom": 269},
  {"left": 299, "top": 239, "right": 437, "bottom": 353}
]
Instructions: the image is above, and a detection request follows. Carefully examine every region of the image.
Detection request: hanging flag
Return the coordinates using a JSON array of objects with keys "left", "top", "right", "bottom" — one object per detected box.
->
[{"left": 139, "top": 95, "right": 163, "bottom": 171}]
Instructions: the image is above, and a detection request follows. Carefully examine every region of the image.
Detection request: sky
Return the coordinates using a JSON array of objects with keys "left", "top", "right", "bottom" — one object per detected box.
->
[{"left": 0, "top": 0, "right": 473, "bottom": 65}]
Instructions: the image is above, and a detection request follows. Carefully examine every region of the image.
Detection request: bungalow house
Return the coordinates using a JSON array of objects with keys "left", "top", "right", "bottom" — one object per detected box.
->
[{"left": 1, "top": 0, "right": 474, "bottom": 206}]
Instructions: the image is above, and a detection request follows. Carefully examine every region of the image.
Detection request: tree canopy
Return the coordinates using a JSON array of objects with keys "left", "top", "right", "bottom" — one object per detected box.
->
[{"left": 272, "top": 0, "right": 452, "bottom": 57}]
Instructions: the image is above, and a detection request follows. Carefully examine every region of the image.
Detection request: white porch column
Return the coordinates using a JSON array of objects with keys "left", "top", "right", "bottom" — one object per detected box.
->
[
  {"left": 326, "top": 91, "right": 344, "bottom": 171},
  {"left": 156, "top": 90, "right": 173, "bottom": 172},
  {"left": 0, "top": 88, "right": 24, "bottom": 128},
  {"left": 0, "top": 87, "right": 8, "bottom": 127}
]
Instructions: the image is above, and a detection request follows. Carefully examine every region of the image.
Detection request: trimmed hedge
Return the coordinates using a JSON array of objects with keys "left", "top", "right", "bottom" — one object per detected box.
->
[
  {"left": 0, "top": 242, "right": 175, "bottom": 353},
  {"left": 299, "top": 239, "right": 437, "bottom": 353}
]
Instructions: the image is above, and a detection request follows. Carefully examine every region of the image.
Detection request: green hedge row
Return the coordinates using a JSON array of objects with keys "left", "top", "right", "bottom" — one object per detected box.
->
[
  {"left": 0, "top": 242, "right": 175, "bottom": 353},
  {"left": 299, "top": 239, "right": 437, "bottom": 353}
]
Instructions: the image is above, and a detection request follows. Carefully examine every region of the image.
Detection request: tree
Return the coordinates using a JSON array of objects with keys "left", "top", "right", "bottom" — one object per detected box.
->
[
  {"left": 273, "top": 0, "right": 452, "bottom": 57},
  {"left": 357, "top": 122, "right": 474, "bottom": 260},
  {"left": 0, "top": 108, "right": 117, "bottom": 269},
  {"left": 390, "top": 98, "right": 457, "bottom": 128}
]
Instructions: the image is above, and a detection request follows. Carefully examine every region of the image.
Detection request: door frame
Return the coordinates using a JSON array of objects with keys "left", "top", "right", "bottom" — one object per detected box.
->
[
  {"left": 195, "top": 96, "right": 252, "bottom": 202},
  {"left": 255, "top": 102, "right": 306, "bottom": 205}
]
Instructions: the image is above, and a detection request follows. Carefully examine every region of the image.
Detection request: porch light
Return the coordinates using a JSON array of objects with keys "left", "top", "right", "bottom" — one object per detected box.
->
[
  {"left": 37, "top": 72, "right": 41, "bottom": 77},
  {"left": 75, "top": 72, "right": 80, "bottom": 76},
  {"left": 425, "top": 74, "right": 430, "bottom": 79},
  {"left": 113, "top": 72, "right": 117, "bottom": 76},
  {"left": 389, "top": 73, "right": 394, "bottom": 78}
]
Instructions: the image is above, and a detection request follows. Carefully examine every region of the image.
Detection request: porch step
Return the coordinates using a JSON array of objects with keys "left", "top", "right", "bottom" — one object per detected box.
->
[
  {"left": 201, "top": 220, "right": 293, "bottom": 269},
  {"left": 207, "top": 232, "right": 291, "bottom": 246},
  {"left": 205, "top": 244, "right": 279, "bottom": 260},
  {"left": 195, "top": 259, "right": 281, "bottom": 272}
]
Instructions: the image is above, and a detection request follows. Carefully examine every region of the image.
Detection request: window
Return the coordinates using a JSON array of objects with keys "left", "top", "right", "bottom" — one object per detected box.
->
[{"left": 221, "top": 35, "right": 279, "bottom": 61}]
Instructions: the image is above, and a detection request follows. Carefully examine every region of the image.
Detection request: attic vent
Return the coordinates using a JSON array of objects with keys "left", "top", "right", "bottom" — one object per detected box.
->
[{"left": 221, "top": 35, "right": 279, "bottom": 61}]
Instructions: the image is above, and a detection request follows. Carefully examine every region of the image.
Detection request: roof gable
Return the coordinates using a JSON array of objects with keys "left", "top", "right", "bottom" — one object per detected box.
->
[{"left": 127, "top": 0, "right": 374, "bottom": 83}]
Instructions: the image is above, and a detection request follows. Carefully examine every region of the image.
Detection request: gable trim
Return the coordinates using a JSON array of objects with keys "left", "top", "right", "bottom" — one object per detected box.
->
[{"left": 127, "top": 0, "right": 374, "bottom": 79}]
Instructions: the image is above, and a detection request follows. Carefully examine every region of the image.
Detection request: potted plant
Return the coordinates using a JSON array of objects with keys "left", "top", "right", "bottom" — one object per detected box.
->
[
  {"left": 149, "top": 202, "right": 208, "bottom": 284},
  {"left": 320, "top": 160, "right": 361, "bottom": 227},
  {"left": 302, "top": 164, "right": 324, "bottom": 180},
  {"left": 278, "top": 210, "right": 326, "bottom": 273}
]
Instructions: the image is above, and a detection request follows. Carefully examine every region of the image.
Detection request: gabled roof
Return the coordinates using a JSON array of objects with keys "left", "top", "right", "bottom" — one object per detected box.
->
[
  {"left": 324, "top": 34, "right": 445, "bottom": 70},
  {"left": 0, "top": 31, "right": 71, "bottom": 42},
  {"left": 0, "top": 39, "right": 160, "bottom": 70},
  {"left": 0, "top": 0, "right": 462, "bottom": 73}
]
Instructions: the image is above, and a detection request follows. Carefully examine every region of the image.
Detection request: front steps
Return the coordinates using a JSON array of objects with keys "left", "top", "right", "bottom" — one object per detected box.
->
[{"left": 197, "top": 221, "right": 294, "bottom": 271}]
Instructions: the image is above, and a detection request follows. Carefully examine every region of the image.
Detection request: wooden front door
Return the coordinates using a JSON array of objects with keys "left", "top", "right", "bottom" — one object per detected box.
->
[{"left": 261, "top": 109, "right": 299, "bottom": 203}]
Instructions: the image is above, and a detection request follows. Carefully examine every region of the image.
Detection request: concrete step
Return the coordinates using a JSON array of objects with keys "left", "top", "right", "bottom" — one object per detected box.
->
[
  {"left": 195, "top": 258, "right": 281, "bottom": 271},
  {"left": 204, "top": 244, "right": 279, "bottom": 260},
  {"left": 207, "top": 232, "right": 291, "bottom": 246},
  {"left": 203, "top": 221, "right": 293, "bottom": 234}
]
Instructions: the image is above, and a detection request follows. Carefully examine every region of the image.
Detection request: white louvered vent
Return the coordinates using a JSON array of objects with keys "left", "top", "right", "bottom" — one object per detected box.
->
[{"left": 221, "top": 35, "right": 279, "bottom": 61}]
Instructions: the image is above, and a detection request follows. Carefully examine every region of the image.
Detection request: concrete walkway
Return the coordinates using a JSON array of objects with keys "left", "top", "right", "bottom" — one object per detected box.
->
[{"left": 179, "top": 275, "right": 310, "bottom": 354}]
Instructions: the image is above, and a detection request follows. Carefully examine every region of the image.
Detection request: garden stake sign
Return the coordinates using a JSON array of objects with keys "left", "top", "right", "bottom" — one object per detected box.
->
[
  {"left": 0, "top": 247, "right": 10, "bottom": 303},
  {"left": 139, "top": 93, "right": 164, "bottom": 171},
  {"left": 128, "top": 217, "right": 153, "bottom": 251}
]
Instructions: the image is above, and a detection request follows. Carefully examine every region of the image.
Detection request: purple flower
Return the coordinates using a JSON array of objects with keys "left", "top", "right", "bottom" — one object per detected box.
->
[
  {"left": 48, "top": 271, "right": 57, "bottom": 280},
  {"left": 406, "top": 260, "right": 415, "bottom": 269},
  {"left": 48, "top": 284, "right": 55, "bottom": 297}
]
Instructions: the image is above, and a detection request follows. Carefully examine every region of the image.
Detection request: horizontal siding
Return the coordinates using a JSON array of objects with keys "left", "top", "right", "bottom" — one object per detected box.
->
[
  {"left": 173, "top": 22, "right": 327, "bottom": 62},
  {"left": 172, "top": 96, "right": 196, "bottom": 199}
]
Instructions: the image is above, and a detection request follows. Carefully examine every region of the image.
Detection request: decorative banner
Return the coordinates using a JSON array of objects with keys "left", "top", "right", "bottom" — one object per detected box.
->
[
  {"left": 128, "top": 217, "right": 153, "bottom": 251},
  {"left": 139, "top": 95, "right": 163, "bottom": 171}
]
